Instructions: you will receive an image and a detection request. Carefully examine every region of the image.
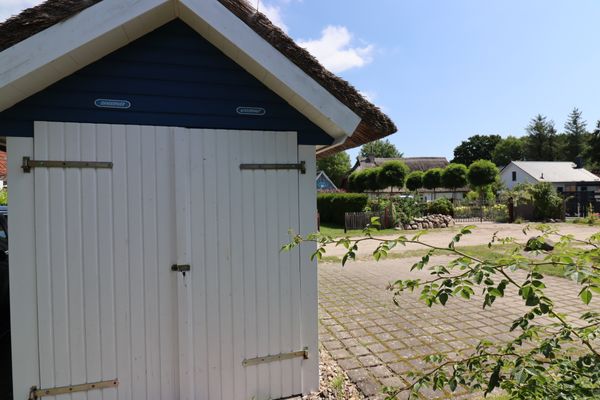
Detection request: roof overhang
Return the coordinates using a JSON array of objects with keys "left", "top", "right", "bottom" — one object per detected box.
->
[{"left": 0, "top": 0, "right": 360, "bottom": 144}]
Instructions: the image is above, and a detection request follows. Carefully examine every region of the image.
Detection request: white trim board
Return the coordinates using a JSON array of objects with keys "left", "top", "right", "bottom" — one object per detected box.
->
[{"left": 0, "top": 0, "right": 360, "bottom": 143}]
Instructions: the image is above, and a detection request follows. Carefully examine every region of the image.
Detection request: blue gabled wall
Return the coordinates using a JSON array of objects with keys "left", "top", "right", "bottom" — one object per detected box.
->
[{"left": 0, "top": 20, "right": 333, "bottom": 145}]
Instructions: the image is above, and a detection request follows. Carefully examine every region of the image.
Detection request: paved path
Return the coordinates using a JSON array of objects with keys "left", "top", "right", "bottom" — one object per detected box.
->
[
  {"left": 322, "top": 222, "right": 600, "bottom": 259},
  {"left": 318, "top": 233, "right": 599, "bottom": 399}
]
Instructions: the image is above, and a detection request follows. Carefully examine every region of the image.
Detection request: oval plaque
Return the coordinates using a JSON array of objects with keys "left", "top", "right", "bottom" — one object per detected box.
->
[
  {"left": 94, "top": 98, "right": 132, "bottom": 109},
  {"left": 236, "top": 106, "right": 266, "bottom": 116}
]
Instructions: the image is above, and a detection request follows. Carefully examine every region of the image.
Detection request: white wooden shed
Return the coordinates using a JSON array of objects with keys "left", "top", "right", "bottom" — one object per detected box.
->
[{"left": 0, "top": 1, "right": 396, "bottom": 399}]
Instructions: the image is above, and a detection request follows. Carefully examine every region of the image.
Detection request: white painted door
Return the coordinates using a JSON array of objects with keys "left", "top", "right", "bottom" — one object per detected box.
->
[
  {"left": 17, "top": 122, "right": 306, "bottom": 400},
  {"left": 172, "top": 129, "right": 304, "bottom": 400},
  {"left": 29, "top": 122, "right": 180, "bottom": 400}
]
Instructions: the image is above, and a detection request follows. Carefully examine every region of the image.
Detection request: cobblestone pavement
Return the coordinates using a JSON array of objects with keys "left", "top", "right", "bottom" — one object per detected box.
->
[{"left": 318, "top": 255, "right": 597, "bottom": 399}]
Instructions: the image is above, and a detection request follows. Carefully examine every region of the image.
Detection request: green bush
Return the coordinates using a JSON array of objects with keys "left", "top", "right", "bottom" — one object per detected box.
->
[
  {"left": 426, "top": 198, "right": 454, "bottom": 216},
  {"left": 365, "top": 196, "right": 425, "bottom": 225},
  {"left": 347, "top": 170, "right": 366, "bottom": 192},
  {"left": 406, "top": 171, "right": 424, "bottom": 192},
  {"left": 364, "top": 167, "right": 384, "bottom": 191},
  {"left": 317, "top": 193, "right": 369, "bottom": 225},
  {"left": 530, "top": 182, "right": 563, "bottom": 221},
  {"left": 0, "top": 189, "right": 6, "bottom": 206}
]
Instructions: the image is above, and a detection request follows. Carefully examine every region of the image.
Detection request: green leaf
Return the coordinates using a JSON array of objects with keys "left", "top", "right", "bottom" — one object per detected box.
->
[{"left": 580, "top": 289, "right": 593, "bottom": 305}]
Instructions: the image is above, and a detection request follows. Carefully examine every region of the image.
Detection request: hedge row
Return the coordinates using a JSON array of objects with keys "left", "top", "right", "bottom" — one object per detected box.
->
[{"left": 317, "top": 193, "right": 369, "bottom": 225}]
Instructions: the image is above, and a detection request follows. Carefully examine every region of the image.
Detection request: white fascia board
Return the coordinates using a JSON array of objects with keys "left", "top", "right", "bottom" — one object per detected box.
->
[
  {"left": 0, "top": 0, "right": 175, "bottom": 112},
  {"left": 179, "top": 0, "right": 361, "bottom": 141}
]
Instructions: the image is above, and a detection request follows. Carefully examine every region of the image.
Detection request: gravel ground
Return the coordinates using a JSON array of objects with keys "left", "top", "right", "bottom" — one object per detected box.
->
[{"left": 303, "top": 347, "right": 364, "bottom": 400}]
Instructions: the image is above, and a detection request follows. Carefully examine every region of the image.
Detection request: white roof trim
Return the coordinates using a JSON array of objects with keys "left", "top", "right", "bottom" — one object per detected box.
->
[
  {"left": 316, "top": 170, "right": 338, "bottom": 190},
  {"left": 0, "top": 0, "right": 360, "bottom": 142}
]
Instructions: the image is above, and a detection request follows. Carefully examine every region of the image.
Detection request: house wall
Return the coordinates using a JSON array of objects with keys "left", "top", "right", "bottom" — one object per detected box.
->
[
  {"left": 500, "top": 163, "right": 538, "bottom": 189},
  {"left": 0, "top": 20, "right": 333, "bottom": 146}
]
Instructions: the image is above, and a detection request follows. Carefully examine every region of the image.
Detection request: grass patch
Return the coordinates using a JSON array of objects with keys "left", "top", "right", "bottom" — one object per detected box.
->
[
  {"left": 318, "top": 223, "right": 459, "bottom": 239},
  {"left": 318, "top": 242, "right": 570, "bottom": 278}
]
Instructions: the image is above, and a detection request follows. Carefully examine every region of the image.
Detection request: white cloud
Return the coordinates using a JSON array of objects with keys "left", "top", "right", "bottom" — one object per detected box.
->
[
  {"left": 0, "top": 0, "right": 41, "bottom": 22},
  {"left": 298, "top": 26, "right": 374, "bottom": 73},
  {"left": 260, "top": 3, "right": 289, "bottom": 33}
]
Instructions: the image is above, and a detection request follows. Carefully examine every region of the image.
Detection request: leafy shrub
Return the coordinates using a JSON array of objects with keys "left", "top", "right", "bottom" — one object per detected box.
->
[
  {"left": 0, "top": 189, "right": 6, "bottom": 206},
  {"left": 377, "top": 161, "right": 409, "bottom": 189},
  {"left": 467, "top": 160, "right": 499, "bottom": 188},
  {"left": 441, "top": 163, "right": 468, "bottom": 190},
  {"left": 426, "top": 198, "right": 454, "bottom": 216},
  {"left": 317, "top": 193, "right": 369, "bottom": 225},
  {"left": 365, "top": 196, "right": 425, "bottom": 225},
  {"left": 347, "top": 170, "right": 366, "bottom": 192},
  {"left": 530, "top": 182, "right": 563, "bottom": 221}
]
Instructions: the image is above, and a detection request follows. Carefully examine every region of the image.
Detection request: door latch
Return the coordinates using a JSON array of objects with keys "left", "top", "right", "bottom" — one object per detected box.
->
[{"left": 171, "top": 264, "right": 191, "bottom": 273}]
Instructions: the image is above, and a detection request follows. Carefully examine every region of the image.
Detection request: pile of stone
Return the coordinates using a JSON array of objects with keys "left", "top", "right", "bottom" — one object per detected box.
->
[{"left": 400, "top": 214, "right": 455, "bottom": 230}]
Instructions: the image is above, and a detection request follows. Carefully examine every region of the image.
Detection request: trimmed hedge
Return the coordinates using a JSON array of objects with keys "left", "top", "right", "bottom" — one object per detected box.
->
[
  {"left": 427, "top": 198, "right": 454, "bottom": 217},
  {"left": 317, "top": 193, "right": 369, "bottom": 225}
]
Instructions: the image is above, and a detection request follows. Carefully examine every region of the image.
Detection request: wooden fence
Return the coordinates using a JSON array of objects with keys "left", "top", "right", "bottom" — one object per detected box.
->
[{"left": 344, "top": 209, "right": 394, "bottom": 232}]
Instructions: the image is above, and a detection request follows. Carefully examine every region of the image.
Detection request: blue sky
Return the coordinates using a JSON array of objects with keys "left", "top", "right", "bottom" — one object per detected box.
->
[{"left": 3, "top": 1, "right": 600, "bottom": 161}]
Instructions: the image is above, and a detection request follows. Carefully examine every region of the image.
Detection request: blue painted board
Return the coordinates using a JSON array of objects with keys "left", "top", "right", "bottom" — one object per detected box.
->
[{"left": 0, "top": 19, "right": 334, "bottom": 145}]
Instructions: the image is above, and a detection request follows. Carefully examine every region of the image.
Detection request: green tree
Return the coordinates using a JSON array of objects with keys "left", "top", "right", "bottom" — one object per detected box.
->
[
  {"left": 452, "top": 134, "right": 502, "bottom": 165},
  {"left": 441, "top": 163, "right": 468, "bottom": 202},
  {"left": 405, "top": 171, "right": 424, "bottom": 192},
  {"left": 316, "top": 152, "right": 351, "bottom": 187},
  {"left": 377, "top": 161, "right": 409, "bottom": 190},
  {"left": 359, "top": 139, "right": 402, "bottom": 158},
  {"left": 491, "top": 136, "right": 525, "bottom": 166},
  {"left": 364, "top": 167, "right": 384, "bottom": 191},
  {"left": 525, "top": 115, "right": 558, "bottom": 161},
  {"left": 468, "top": 160, "right": 499, "bottom": 210},
  {"left": 423, "top": 168, "right": 442, "bottom": 200},
  {"left": 348, "top": 170, "right": 367, "bottom": 193},
  {"left": 564, "top": 107, "right": 588, "bottom": 161},
  {"left": 585, "top": 121, "right": 600, "bottom": 169}
]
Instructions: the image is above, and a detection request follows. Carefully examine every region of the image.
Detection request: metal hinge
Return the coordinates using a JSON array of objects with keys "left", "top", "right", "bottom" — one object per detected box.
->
[
  {"left": 242, "top": 347, "right": 309, "bottom": 367},
  {"left": 22, "top": 157, "right": 113, "bottom": 173},
  {"left": 171, "top": 264, "right": 191, "bottom": 273},
  {"left": 240, "top": 161, "right": 306, "bottom": 174},
  {"left": 29, "top": 379, "right": 118, "bottom": 399}
]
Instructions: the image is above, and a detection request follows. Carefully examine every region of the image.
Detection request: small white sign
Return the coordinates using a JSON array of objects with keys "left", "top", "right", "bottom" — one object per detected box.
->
[
  {"left": 94, "top": 99, "right": 132, "bottom": 109},
  {"left": 236, "top": 106, "right": 266, "bottom": 116}
]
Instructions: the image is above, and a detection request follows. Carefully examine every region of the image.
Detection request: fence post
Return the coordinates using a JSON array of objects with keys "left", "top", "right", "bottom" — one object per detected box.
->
[{"left": 508, "top": 197, "right": 514, "bottom": 223}]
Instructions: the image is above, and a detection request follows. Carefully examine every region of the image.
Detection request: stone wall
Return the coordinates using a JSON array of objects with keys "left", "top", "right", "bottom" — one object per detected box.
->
[{"left": 400, "top": 214, "right": 455, "bottom": 230}]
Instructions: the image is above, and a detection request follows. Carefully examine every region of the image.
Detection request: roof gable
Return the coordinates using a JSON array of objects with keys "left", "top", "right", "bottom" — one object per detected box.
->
[
  {"left": 0, "top": 0, "right": 396, "bottom": 155},
  {"left": 510, "top": 161, "right": 600, "bottom": 183},
  {"left": 0, "top": 20, "right": 332, "bottom": 144}
]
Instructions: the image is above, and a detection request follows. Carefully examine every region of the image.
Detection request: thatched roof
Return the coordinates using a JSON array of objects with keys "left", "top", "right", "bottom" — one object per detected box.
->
[
  {"left": 353, "top": 156, "right": 449, "bottom": 172},
  {"left": 0, "top": 0, "right": 396, "bottom": 155}
]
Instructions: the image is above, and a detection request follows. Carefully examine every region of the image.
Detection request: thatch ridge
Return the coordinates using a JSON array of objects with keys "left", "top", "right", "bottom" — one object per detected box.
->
[{"left": 0, "top": 0, "right": 397, "bottom": 155}]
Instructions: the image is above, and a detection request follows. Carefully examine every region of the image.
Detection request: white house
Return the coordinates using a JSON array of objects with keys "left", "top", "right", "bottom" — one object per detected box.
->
[
  {"left": 500, "top": 161, "right": 600, "bottom": 192},
  {"left": 0, "top": 1, "right": 396, "bottom": 399}
]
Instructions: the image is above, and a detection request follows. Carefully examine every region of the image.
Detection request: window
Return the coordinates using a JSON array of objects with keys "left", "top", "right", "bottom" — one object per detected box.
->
[
  {"left": 512, "top": 171, "right": 517, "bottom": 181},
  {"left": 557, "top": 187, "right": 563, "bottom": 193},
  {"left": 580, "top": 186, "right": 587, "bottom": 192}
]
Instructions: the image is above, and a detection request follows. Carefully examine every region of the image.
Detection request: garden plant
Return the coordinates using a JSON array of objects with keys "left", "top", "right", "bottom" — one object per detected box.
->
[{"left": 285, "top": 221, "right": 600, "bottom": 399}]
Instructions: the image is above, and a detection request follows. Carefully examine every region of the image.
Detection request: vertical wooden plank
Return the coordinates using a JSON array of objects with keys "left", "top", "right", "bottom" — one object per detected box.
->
[
  {"left": 111, "top": 125, "right": 132, "bottom": 400},
  {"left": 228, "top": 132, "right": 246, "bottom": 400},
  {"left": 156, "top": 126, "right": 179, "bottom": 400},
  {"left": 47, "top": 122, "right": 70, "bottom": 400},
  {"left": 174, "top": 128, "right": 194, "bottom": 400},
  {"left": 8, "top": 136, "right": 39, "bottom": 400},
  {"left": 33, "top": 123, "right": 55, "bottom": 396},
  {"left": 125, "top": 125, "right": 147, "bottom": 400},
  {"left": 265, "top": 132, "right": 282, "bottom": 399},
  {"left": 252, "top": 132, "right": 270, "bottom": 399},
  {"left": 63, "top": 123, "right": 86, "bottom": 400},
  {"left": 216, "top": 131, "right": 234, "bottom": 400},
  {"left": 240, "top": 132, "right": 258, "bottom": 399},
  {"left": 202, "top": 130, "right": 222, "bottom": 400},
  {"left": 298, "top": 145, "right": 319, "bottom": 393},
  {"left": 80, "top": 124, "right": 102, "bottom": 400},
  {"left": 95, "top": 124, "right": 118, "bottom": 400},
  {"left": 287, "top": 134, "right": 303, "bottom": 395},
  {"left": 141, "top": 127, "right": 161, "bottom": 398},
  {"left": 189, "top": 132, "right": 209, "bottom": 400},
  {"left": 275, "top": 133, "right": 293, "bottom": 397}
]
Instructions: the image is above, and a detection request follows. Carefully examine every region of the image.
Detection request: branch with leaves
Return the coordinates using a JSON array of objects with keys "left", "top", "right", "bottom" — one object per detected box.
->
[{"left": 284, "top": 220, "right": 600, "bottom": 399}]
